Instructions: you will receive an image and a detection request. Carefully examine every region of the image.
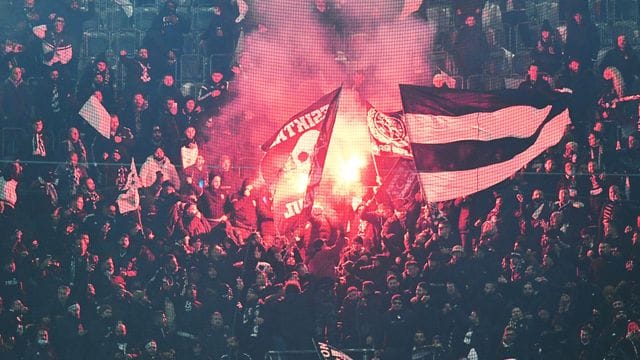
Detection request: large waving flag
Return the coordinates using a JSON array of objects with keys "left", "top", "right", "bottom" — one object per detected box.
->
[
  {"left": 400, "top": 85, "right": 570, "bottom": 202},
  {"left": 79, "top": 95, "right": 111, "bottom": 138},
  {"left": 261, "top": 88, "right": 342, "bottom": 236},
  {"left": 117, "top": 158, "right": 140, "bottom": 214}
]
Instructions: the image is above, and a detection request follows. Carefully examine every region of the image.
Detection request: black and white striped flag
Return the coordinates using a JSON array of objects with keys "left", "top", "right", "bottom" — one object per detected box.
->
[{"left": 400, "top": 85, "right": 571, "bottom": 202}]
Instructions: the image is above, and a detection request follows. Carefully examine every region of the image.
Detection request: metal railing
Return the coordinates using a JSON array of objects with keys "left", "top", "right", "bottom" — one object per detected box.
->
[{"left": 265, "top": 348, "right": 375, "bottom": 360}]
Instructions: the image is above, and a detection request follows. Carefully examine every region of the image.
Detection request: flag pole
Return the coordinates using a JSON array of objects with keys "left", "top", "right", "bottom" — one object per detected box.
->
[
  {"left": 399, "top": 85, "right": 427, "bottom": 203},
  {"left": 364, "top": 103, "right": 382, "bottom": 187},
  {"left": 135, "top": 208, "right": 145, "bottom": 237},
  {"left": 369, "top": 150, "right": 382, "bottom": 187}
]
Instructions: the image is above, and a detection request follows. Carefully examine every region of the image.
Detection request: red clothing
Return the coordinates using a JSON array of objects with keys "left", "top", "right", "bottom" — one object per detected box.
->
[{"left": 306, "top": 236, "right": 345, "bottom": 280}]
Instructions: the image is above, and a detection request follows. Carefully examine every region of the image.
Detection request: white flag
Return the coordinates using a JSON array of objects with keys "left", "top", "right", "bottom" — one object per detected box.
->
[
  {"left": 114, "top": 0, "right": 133, "bottom": 17},
  {"left": 117, "top": 158, "right": 140, "bottom": 214},
  {"left": 181, "top": 145, "right": 199, "bottom": 169},
  {"left": 79, "top": 95, "right": 111, "bottom": 138}
]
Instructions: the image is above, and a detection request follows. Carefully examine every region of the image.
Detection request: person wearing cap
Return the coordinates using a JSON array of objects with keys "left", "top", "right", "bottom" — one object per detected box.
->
[
  {"left": 448, "top": 244, "right": 468, "bottom": 274},
  {"left": 198, "top": 69, "right": 229, "bottom": 118}
]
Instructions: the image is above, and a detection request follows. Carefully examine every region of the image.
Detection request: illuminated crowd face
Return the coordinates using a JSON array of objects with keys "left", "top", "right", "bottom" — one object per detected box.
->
[
  {"left": 133, "top": 94, "right": 145, "bottom": 107},
  {"left": 617, "top": 35, "right": 626, "bottom": 49}
]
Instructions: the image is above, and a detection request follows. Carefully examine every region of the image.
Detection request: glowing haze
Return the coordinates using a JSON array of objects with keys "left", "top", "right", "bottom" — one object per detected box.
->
[{"left": 203, "top": 0, "right": 436, "bottom": 194}]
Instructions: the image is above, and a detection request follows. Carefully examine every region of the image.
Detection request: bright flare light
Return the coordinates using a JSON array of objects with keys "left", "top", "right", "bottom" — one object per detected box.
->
[{"left": 338, "top": 155, "right": 366, "bottom": 184}]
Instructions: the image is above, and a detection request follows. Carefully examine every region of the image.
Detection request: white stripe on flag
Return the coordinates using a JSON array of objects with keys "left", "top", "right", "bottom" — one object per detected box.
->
[
  {"left": 79, "top": 95, "right": 111, "bottom": 138},
  {"left": 418, "top": 109, "right": 570, "bottom": 202},
  {"left": 405, "top": 105, "right": 552, "bottom": 144}
]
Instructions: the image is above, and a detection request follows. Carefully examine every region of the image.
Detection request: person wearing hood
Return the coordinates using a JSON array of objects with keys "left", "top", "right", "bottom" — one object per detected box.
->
[
  {"left": 226, "top": 178, "right": 258, "bottom": 243},
  {"left": 306, "top": 236, "right": 346, "bottom": 281},
  {"left": 140, "top": 147, "right": 180, "bottom": 191}
]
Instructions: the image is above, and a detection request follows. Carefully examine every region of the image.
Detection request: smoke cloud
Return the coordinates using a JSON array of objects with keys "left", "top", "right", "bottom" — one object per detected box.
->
[{"left": 203, "top": 0, "right": 437, "bottom": 181}]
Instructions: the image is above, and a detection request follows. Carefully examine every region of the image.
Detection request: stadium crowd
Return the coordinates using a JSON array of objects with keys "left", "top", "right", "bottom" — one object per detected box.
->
[{"left": 1, "top": 0, "right": 640, "bottom": 359}]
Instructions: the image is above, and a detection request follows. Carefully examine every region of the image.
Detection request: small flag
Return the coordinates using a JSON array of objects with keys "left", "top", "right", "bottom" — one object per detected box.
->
[
  {"left": 114, "top": 0, "right": 133, "bottom": 17},
  {"left": 79, "top": 95, "right": 111, "bottom": 138},
  {"left": 117, "top": 158, "right": 140, "bottom": 214},
  {"left": 316, "top": 341, "right": 353, "bottom": 360}
]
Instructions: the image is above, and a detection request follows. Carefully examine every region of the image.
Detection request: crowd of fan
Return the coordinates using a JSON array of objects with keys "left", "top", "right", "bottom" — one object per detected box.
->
[{"left": 1, "top": 0, "right": 640, "bottom": 359}]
